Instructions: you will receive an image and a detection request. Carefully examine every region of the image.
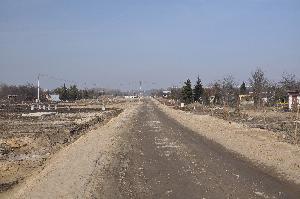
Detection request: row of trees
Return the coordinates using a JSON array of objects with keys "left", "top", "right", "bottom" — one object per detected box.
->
[
  {"left": 181, "top": 76, "right": 204, "bottom": 104},
  {"left": 0, "top": 83, "right": 40, "bottom": 101},
  {"left": 53, "top": 85, "right": 126, "bottom": 101},
  {"left": 0, "top": 83, "right": 106, "bottom": 102},
  {"left": 54, "top": 84, "right": 82, "bottom": 101},
  {"left": 53, "top": 84, "right": 114, "bottom": 101},
  {"left": 0, "top": 81, "right": 127, "bottom": 102},
  {"left": 177, "top": 68, "right": 300, "bottom": 107}
]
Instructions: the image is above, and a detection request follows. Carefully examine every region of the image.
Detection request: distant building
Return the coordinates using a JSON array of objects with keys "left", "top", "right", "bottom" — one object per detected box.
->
[
  {"left": 239, "top": 94, "right": 254, "bottom": 105},
  {"left": 287, "top": 90, "right": 300, "bottom": 110},
  {"left": 7, "top": 95, "right": 18, "bottom": 101},
  {"left": 124, "top": 95, "right": 138, "bottom": 99},
  {"left": 49, "top": 94, "right": 60, "bottom": 102},
  {"left": 162, "top": 91, "right": 171, "bottom": 98}
]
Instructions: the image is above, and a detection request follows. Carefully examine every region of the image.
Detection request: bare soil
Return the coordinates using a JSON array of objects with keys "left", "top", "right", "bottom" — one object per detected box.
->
[
  {"left": 1, "top": 101, "right": 141, "bottom": 199},
  {"left": 0, "top": 100, "right": 124, "bottom": 192},
  {"left": 154, "top": 98, "right": 300, "bottom": 185},
  {"left": 1, "top": 99, "right": 299, "bottom": 198},
  {"left": 159, "top": 98, "right": 300, "bottom": 144}
]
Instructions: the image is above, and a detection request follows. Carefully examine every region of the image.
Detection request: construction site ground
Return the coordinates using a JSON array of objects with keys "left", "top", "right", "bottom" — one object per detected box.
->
[
  {"left": 0, "top": 97, "right": 133, "bottom": 193},
  {"left": 0, "top": 98, "right": 299, "bottom": 198}
]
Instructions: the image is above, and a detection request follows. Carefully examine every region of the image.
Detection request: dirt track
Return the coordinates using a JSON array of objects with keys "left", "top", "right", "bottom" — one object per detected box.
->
[{"left": 3, "top": 99, "right": 300, "bottom": 198}]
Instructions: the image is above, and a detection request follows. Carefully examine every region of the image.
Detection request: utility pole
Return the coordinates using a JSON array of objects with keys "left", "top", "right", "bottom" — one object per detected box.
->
[
  {"left": 139, "top": 81, "right": 142, "bottom": 98},
  {"left": 37, "top": 74, "right": 40, "bottom": 103}
]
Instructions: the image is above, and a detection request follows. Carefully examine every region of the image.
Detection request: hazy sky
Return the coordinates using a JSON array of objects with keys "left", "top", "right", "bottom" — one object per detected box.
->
[{"left": 0, "top": 0, "right": 299, "bottom": 90}]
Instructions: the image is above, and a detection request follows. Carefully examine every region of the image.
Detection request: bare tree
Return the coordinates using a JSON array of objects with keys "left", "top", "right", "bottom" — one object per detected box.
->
[
  {"left": 170, "top": 87, "right": 182, "bottom": 101},
  {"left": 249, "top": 68, "right": 268, "bottom": 108},
  {"left": 280, "top": 72, "right": 298, "bottom": 91},
  {"left": 0, "top": 83, "right": 39, "bottom": 102},
  {"left": 211, "top": 81, "right": 222, "bottom": 105},
  {"left": 265, "top": 80, "right": 279, "bottom": 106},
  {"left": 270, "top": 73, "right": 299, "bottom": 104},
  {"left": 222, "top": 75, "right": 237, "bottom": 107}
]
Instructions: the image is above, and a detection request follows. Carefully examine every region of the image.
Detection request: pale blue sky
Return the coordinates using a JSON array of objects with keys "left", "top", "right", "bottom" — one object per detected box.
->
[{"left": 0, "top": 0, "right": 299, "bottom": 90}]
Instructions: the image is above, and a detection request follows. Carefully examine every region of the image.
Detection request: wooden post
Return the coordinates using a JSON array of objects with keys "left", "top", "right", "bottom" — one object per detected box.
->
[
  {"left": 263, "top": 105, "right": 266, "bottom": 125},
  {"left": 224, "top": 102, "right": 228, "bottom": 120},
  {"left": 295, "top": 105, "right": 299, "bottom": 144},
  {"left": 236, "top": 94, "right": 240, "bottom": 115}
]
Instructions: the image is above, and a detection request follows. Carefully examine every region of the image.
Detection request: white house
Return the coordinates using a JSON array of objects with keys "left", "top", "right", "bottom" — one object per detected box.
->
[
  {"left": 124, "top": 95, "right": 138, "bottom": 99},
  {"left": 288, "top": 90, "right": 300, "bottom": 110},
  {"left": 50, "top": 94, "right": 60, "bottom": 102},
  {"left": 162, "top": 90, "right": 171, "bottom": 98}
]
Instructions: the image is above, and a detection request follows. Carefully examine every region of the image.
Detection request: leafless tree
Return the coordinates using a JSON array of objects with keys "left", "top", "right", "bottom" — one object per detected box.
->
[
  {"left": 280, "top": 72, "right": 298, "bottom": 91},
  {"left": 249, "top": 68, "right": 268, "bottom": 108},
  {"left": 210, "top": 81, "right": 222, "bottom": 105},
  {"left": 268, "top": 73, "right": 299, "bottom": 104},
  {"left": 222, "top": 75, "right": 237, "bottom": 107},
  {"left": 0, "top": 83, "right": 39, "bottom": 101}
]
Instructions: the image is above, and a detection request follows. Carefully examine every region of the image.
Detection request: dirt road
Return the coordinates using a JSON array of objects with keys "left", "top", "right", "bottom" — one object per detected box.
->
[{"left": 4, "top": 100, "right": 300, "bottom": 198}]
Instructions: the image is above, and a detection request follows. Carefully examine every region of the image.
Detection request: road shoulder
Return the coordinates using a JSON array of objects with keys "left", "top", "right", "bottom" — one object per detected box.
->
[{"left": 153, "top": 99, "right": 300, "bottom": 185}]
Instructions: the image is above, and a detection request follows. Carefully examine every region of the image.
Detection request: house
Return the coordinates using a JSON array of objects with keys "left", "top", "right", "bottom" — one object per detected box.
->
[
  {"left": 50, "top": 94, "right": 60, "bottom": 102},
  {"left": 124, "top": 95, "right": 138, "bottom": 99},
  {"left": 239, "top": 94, "right": 254, "bottom": 105},
  {"left": 162, "top": 91, "right": 171, "bottom": 98},
  {"left": 8, "top": 95, "right": 18, "bottom": 99},
  {"left": 46, "top": 94, "right": 60, "bottom": 102},
  {"left": 7, "top": 95, "right": 18, "bottom": 102},
  {"left": 288, "top": 90, "right": 300, "bottom": 110}
]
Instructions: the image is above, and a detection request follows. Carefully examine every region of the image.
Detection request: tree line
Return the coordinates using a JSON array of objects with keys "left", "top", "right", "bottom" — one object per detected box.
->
[
  {"left": 0, "top": 83, "right": 39, "bottom": 101},
  {"left": 0, "top": 82, "right": 125, "bottom": 102},
  {"left": 166, "top": 68, "right": 300, "bottom": 108},
  {"left": 53, "top": 84, "right": 127, "bottom": 101},
  {"left": 54, "top": 84, "right": 85, "bottom": 101}
]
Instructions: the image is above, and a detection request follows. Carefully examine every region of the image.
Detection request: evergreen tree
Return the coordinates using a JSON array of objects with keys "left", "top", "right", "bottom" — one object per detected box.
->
[
  {"left": 239, "top": 82, "right": 247, "bottom": 95},
  {"left": 193, "top": 76, "right": 203, "bottom": 102},
  {"left": 60, "top": 83, "right": 68, "bottom": 101},
  {"left": 181, "top": 79, "right": 193, "bottom": 104},
  {"left": 68, "top": 85, "right": 79, "bottom": 101},
  {"left": 82, "top": 89, "right": 89, "bottom": 99}
]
